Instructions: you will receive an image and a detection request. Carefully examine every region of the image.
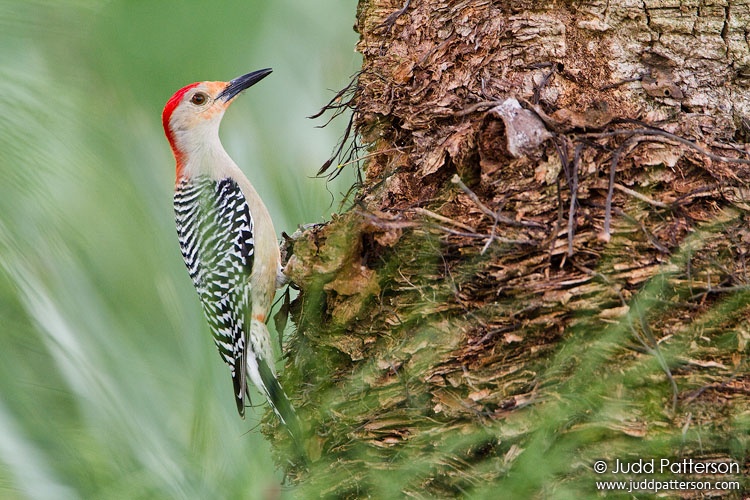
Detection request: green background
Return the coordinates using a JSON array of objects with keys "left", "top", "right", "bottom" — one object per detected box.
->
[{"left": 0, "top": 1, "right": 358, "bottom": 498}]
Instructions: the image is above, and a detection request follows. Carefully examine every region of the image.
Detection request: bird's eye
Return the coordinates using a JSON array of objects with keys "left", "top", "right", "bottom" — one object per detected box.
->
[{"left": 190, "top": 93, "right": 208, "bottom": 105}]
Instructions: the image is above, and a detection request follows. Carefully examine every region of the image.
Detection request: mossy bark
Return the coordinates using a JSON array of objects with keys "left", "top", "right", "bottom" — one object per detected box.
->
[{"left": 272, "top": 1, "right": 749, "bottom": 497}]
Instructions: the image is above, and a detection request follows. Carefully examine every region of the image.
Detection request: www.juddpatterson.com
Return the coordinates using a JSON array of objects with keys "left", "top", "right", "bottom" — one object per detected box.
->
[{"left": 593, "top": 458, "right": 740, "bottom": 475}]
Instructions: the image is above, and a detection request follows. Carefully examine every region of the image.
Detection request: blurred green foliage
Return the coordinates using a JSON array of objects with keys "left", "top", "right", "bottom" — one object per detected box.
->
[{"left": 0, "top": 1, "right": 358, "bottom": 498}]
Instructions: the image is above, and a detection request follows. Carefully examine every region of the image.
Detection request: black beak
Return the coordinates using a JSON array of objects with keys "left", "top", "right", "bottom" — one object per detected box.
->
[{"left": 217, "top": 68, "right": 272, "bottom": 102}]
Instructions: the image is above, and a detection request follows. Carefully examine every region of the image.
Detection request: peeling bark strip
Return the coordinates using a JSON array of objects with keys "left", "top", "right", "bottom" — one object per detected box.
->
[{"left": 276, "top": 1, "right": 750, "bottom": 497}]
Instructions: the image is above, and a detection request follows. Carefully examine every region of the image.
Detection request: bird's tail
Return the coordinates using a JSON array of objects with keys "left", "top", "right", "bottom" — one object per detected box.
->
[
  {"left": 247, "top": 319, "right": 304, "bottom": 449},
  {"left": 256, "top": 356, "right": 303, "bottom": 441}
]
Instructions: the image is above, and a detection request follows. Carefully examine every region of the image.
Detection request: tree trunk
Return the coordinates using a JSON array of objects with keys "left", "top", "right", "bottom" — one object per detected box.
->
[{"left": 274, "top": 1, "right": 749, "bottom": 497}]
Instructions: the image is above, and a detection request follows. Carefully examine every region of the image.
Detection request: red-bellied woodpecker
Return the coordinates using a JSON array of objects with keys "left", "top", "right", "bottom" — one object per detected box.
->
[{"left": 162, "top": 69, "right": 299, "bottom": 437}]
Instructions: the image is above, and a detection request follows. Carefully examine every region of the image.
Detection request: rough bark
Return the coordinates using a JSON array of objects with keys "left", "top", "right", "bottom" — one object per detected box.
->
[{"left": 271, "top": 1, "right": 749, "bottom": 497}]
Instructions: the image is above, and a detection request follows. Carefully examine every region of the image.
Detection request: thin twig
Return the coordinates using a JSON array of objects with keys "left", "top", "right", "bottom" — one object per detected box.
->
[
  {"left": 380, "top": 0, "right": 412, "bottom": 34},
  {"left": 603, "top": 135, "right": 645, "bottom": 240},
  {"left": 317, "top": 113, "right": 356, "bottom": 176},
  {"left": 482, "top": 212, "right": 500, "bottom": 255},
  {"left": 582, "top": 127, "right": 750, "bottom": 166},
  {"left": 451, "top": 175, "right": 545, "bottom": 228},
  {"left": 413, "top": 207, "right": 476, "bottom": 232},
  {"left": 335, "top": 146, "right": 413, "bottom": 170},
  {"left": 683, "top": 364, "right": 746, "bottom": 404},
  {"left": 451, "top": 175, "right": 495, "bottom": 218},
  {"left": 671, "top": 183, "right": 727, "bottom": 206},
  {"left": 454, "top": 100, "right": 502, "bottom": 117},
  {"left": 599, "top": 76, "right": 642, "bottom": 91},
  {"left": 613, "top": 183, "right": 670, "bottom": 208},
  {"left": 532, "top": 62, "right": 560, "bottom": 105},
  {"left": 437, "top": 226, "right": 536, "bottom": 245},
  {"left": 549, "top": 138, "right": 569, "bottom": 262},
  {"left": 688, "top": 284, "right": 750, "bottom": 301},
  {"left": 567, "top": 144, "right": 584, "bottom": 256}
]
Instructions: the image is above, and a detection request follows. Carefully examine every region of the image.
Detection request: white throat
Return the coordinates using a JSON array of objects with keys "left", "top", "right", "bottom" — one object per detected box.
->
[{"left": 173, "top": 118, "right": 237, "bottom": 179}]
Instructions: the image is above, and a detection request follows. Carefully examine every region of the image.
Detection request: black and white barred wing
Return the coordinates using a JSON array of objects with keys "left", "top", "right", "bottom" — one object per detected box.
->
[{"left": 174, "top": 176, "right": 255, "bottom": 416}]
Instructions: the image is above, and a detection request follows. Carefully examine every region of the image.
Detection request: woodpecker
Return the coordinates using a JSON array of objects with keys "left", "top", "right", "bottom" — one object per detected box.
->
[{"left": 162, "top": 69, "right": 299, "bottom": 437}]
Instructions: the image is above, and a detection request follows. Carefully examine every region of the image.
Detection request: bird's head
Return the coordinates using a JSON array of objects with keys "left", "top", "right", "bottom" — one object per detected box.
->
[{"left": 162, "top": 68, "right": 272, "bottom": 176}]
